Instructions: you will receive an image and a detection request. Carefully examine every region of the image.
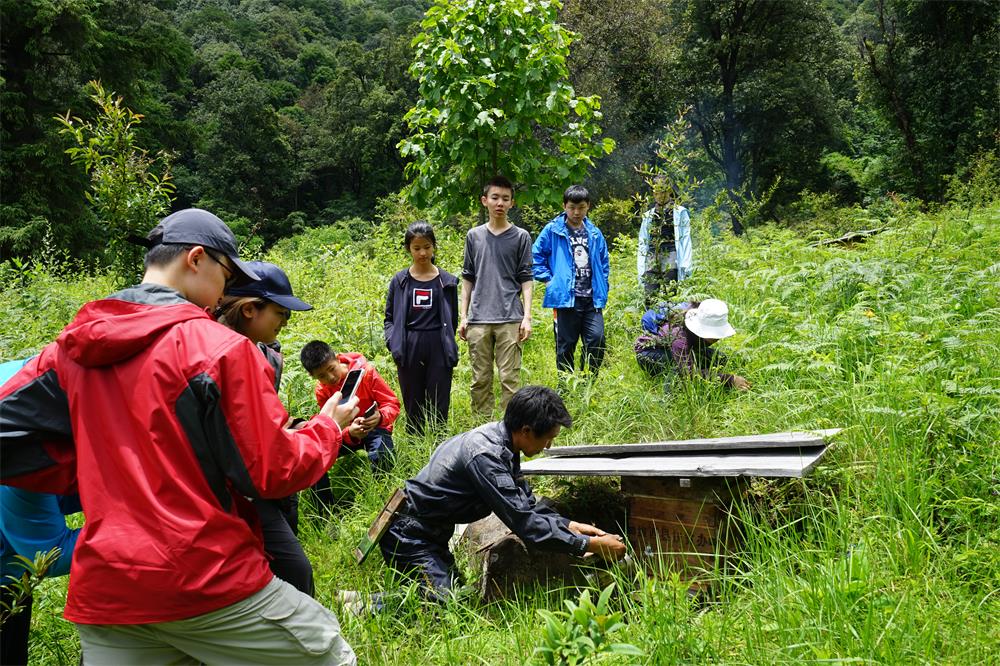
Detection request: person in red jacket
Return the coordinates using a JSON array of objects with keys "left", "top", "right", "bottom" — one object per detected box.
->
[
  {"left": 0, "top": 209, "right": 358, "bottom": 665},
  {"left": 300, "top": 341, "right": 400, "bottom": 503}
]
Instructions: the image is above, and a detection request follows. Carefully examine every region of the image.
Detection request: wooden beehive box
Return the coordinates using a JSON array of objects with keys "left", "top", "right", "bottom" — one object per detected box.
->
[
  {"left": 622, "top": 475, "right": 745, "bottom": 583},
  {"left": 521, "top": 429, "right": 839, "bottom": 585}
]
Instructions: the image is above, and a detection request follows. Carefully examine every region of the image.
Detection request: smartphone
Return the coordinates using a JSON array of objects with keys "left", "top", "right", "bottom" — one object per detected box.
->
[
  {"left": 363, "top": 402, "right": 378, "bottom": 419},
  {"left": 338, "top": 368, "right": 365, "bottom": 405}
]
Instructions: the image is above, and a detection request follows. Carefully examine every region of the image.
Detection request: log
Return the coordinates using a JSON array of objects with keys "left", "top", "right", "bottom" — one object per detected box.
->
[{"left": 458, "top": 511, "right": 585, "bottom": 601}]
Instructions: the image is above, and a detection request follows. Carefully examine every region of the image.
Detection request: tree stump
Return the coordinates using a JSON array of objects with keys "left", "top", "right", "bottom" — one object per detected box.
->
[{"left": 457, "top": 499, "right": 599, "bottom": 600}]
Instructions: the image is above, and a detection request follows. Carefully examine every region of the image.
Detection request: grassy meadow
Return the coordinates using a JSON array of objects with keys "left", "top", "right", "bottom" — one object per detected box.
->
[{"left": 2, "top": 201, "right": 999, "bottom": 664}]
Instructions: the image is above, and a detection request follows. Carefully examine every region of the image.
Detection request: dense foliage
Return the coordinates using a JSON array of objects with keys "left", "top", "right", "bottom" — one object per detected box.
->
[
  {"left": 398, "top": 0, "right": 614, "bottom": 216},
  {"left": 3, "top": 193, "right": 998, "bottom": 663},
  {"left": 2, "top": 0, "right": 996, "bottom": 261},
  {"left": 1, "top": 0, "right": 426, "bottom": 257}
]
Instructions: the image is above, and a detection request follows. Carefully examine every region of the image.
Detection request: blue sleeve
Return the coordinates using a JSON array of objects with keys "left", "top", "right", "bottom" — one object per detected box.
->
[
  {"left": 598, "top": 230, "right": 610, "bottom": 284},
  {"left": 0, "top": 486, "right": 80, "bottom": 578},
  {"left": 531, "top": 224, "right": 554, "bottom": 282},
  {"left": 465, "top": 452, "right": 588, "bottom": 555},
  {"left": 675, "top": 207, "right": 693, "bottom": 278}
]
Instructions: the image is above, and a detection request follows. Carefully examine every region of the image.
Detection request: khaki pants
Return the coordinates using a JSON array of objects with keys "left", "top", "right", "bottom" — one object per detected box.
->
[
  {"left": 466, "top": 322, "right": 522, "bottom": 417},
  {"left": 77, "top": 577, "right": 356, "bottom": 665}
]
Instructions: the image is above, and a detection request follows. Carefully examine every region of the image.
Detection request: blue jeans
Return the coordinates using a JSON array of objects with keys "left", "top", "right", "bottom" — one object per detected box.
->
[
  {"left": 554, "top": 298, "right": 606, "bottom": 375},
  {"left": 310, "top": 428, "right": 395, "bottom": 511}
]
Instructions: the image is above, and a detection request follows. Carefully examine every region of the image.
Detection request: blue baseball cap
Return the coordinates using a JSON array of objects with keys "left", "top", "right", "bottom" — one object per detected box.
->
[{"left": 225, "top": 261, "right": 313, "bottom": 311}]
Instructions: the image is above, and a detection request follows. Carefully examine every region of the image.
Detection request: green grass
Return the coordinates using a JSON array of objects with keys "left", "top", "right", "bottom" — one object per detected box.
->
[{"left": 2, "top": 203, "right": 999, "bottom": 664}]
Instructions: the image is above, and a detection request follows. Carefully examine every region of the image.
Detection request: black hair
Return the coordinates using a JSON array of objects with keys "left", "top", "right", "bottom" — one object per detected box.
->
[
  {"left": 144, "top": 243, "right": 194, "bottom": 269},
  {"left": 482, "top": 174, "right": 515, "bottom": 197},
  {"left": 404, "top": 221, "right": 437, "bottom": 250},
  {"left": 563, "top": 185, "right": 590, "bottom": 204},
  {"left": 503, "top": 385, "right": 573, "bottom": 436},
  {"left": 300, "top": 340, "right": 335, "bottom": 373}
]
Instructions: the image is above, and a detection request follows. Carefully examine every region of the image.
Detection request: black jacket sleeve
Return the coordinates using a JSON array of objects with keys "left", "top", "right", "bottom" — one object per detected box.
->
[
  {"left": 384, "top": 276, "right": 396, "bottom": 349},
  {"left": 466, "top": 451, "right": 588, "bottom": 555}
]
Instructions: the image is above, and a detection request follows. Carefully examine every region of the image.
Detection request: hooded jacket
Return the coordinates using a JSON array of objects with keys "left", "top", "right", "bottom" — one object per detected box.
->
[
  {"left": 531, "top": 213, "right": 610, "bottom": 309},
  {"left": 0, "top": 284, "right": 343, "bottom": 624},
  {"left": 314, "top": 352, "right": 401, "bottom": 441}
]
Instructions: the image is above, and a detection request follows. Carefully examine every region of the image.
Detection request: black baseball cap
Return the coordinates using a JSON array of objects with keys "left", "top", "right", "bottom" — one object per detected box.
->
[
  {"left": 225, "top": 261, "right": 313, "bottom": 311},
  {"left": 130, "top": 208, "right": 260, "bottom": 286}
]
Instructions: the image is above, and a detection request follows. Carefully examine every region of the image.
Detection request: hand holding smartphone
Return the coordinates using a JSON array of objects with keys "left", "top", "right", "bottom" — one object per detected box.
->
[{"left": 321, "top": 390, "right": 359, "bottom": 429}]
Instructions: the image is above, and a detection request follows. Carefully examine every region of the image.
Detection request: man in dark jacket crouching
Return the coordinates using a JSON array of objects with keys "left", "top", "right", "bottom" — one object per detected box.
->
[{"left": 380, "top": 385, "right": 627, "bottom": 598}]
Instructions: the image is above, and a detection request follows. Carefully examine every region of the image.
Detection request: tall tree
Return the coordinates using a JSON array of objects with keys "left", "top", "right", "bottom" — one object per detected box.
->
[
  {"left": 398, "top": 0, "right": 614, "bottom": 217},
  {"left": 672, "top": 0, "right": 846, "bottom": 233},
  {"left": 190, "top": 69, "right": 293, "bottom": 239},
  {"left": 560, "top": 0, "right": 675, "bottom": 199},
  {"left": 855, "top": 0, "right": 998, "bottom": 201}
]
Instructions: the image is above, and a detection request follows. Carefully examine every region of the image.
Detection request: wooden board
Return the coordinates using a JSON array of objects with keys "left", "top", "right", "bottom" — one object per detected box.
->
[
  {"left": 629, "top": 517, "right": 722, "bottom": 554},
  {"left": 545, "top": 429, "right": 840, "bottom": 458},
  {"left": 629, "top": 496, "right": 722, "bottom": 529},
  {"left": 354, "top": 488, "right": 406, "bottom": 564},
  {"left": 522, "top": 446, "right": 828, "bottom": 478},
  {"left": 623, "top": 475, "right": 744, "bottom": 501}
]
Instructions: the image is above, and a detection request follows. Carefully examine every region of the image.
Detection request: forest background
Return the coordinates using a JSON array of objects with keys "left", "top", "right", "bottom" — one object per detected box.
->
[{"left": 2, "top": 0, "right": 997, "bottom": 261}]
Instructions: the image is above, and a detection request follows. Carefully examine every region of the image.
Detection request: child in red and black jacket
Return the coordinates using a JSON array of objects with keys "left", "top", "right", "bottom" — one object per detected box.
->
[{"left": 300, "top": 342, "right": 400, "bottom": 506}]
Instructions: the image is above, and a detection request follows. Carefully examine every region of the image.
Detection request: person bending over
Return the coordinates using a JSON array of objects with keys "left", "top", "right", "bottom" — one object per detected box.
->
[{"left": 379, "top": 385, "right": 627, "bottom": 599}]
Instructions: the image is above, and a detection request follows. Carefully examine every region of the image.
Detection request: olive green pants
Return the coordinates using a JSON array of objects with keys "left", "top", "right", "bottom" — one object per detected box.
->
[{"left": 466, "top": 322, "right": 522, "bottom": 417}]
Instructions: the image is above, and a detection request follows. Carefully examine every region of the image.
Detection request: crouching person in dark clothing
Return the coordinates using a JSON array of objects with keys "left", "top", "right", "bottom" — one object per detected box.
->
[{"left": 379, "top": 385, "right": 627, "bottom": 599}]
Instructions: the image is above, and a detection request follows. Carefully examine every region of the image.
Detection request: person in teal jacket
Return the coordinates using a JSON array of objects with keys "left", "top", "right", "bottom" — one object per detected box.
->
[
  {"left": 0, "top": 358, "right": 82, "bottom": 666},
  {"left": 532, "top": 185, "right": 610, "bottom": 375}
]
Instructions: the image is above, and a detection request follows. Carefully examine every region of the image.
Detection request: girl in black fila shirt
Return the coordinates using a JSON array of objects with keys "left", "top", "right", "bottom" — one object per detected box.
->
[{"left": 384, "top": 222, "right": 460, "bottom": 434}]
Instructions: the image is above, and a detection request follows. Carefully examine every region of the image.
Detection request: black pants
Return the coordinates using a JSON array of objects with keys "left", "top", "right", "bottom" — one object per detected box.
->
[
  {"left": 554, "top": 299, "right": 606, "bottom": 374},
  {"left": 379, "top": 515, "right": 458, "bottom": 602},
  {"left": 310, "top": 427, "right": 395, "bottom": 511},
  {"left": 0, "top": 585, "right": 31, "bottom": 665},
  {"left": 642, "top": 268, "right": 679, "bottom": 308},
  {"left": 255, "top": 498, "right": 314, "bottom": 596},
  {"left": 397, "top": 363, "right": 453, "bottom": 435},
  {"left": 635, "top": 346, "right": 669, "bottom": 376}
]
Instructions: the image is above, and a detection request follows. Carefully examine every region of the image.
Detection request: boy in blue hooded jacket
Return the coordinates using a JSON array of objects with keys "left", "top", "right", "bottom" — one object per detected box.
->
[{"left": 532, "top": 185, "right": 610, "bottom": 375}]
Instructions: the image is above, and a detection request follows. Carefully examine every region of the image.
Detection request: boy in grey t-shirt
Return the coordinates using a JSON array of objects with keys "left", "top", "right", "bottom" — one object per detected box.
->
[{"left": 458, "top": 175, "right": 533, "bottom": 416}]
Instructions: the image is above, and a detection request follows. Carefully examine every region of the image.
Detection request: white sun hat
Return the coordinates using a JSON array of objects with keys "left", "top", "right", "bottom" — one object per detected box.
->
[{"left": 684, "top": 299, "right": 737, "bottom": 340}]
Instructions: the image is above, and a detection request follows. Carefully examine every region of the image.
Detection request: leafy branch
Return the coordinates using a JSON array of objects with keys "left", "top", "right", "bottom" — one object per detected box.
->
[
  {"left": 0, "top": 547, "right": 61, "bottom": 624},
  {"left": 635, "top": 105, "right": 703, "bottom": 208},
  {"left": 56, "top": 80, "right": 176, "bottom": 279},
  {"left": 531, "top": 583, "right": 642, "bottom": 665}
]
